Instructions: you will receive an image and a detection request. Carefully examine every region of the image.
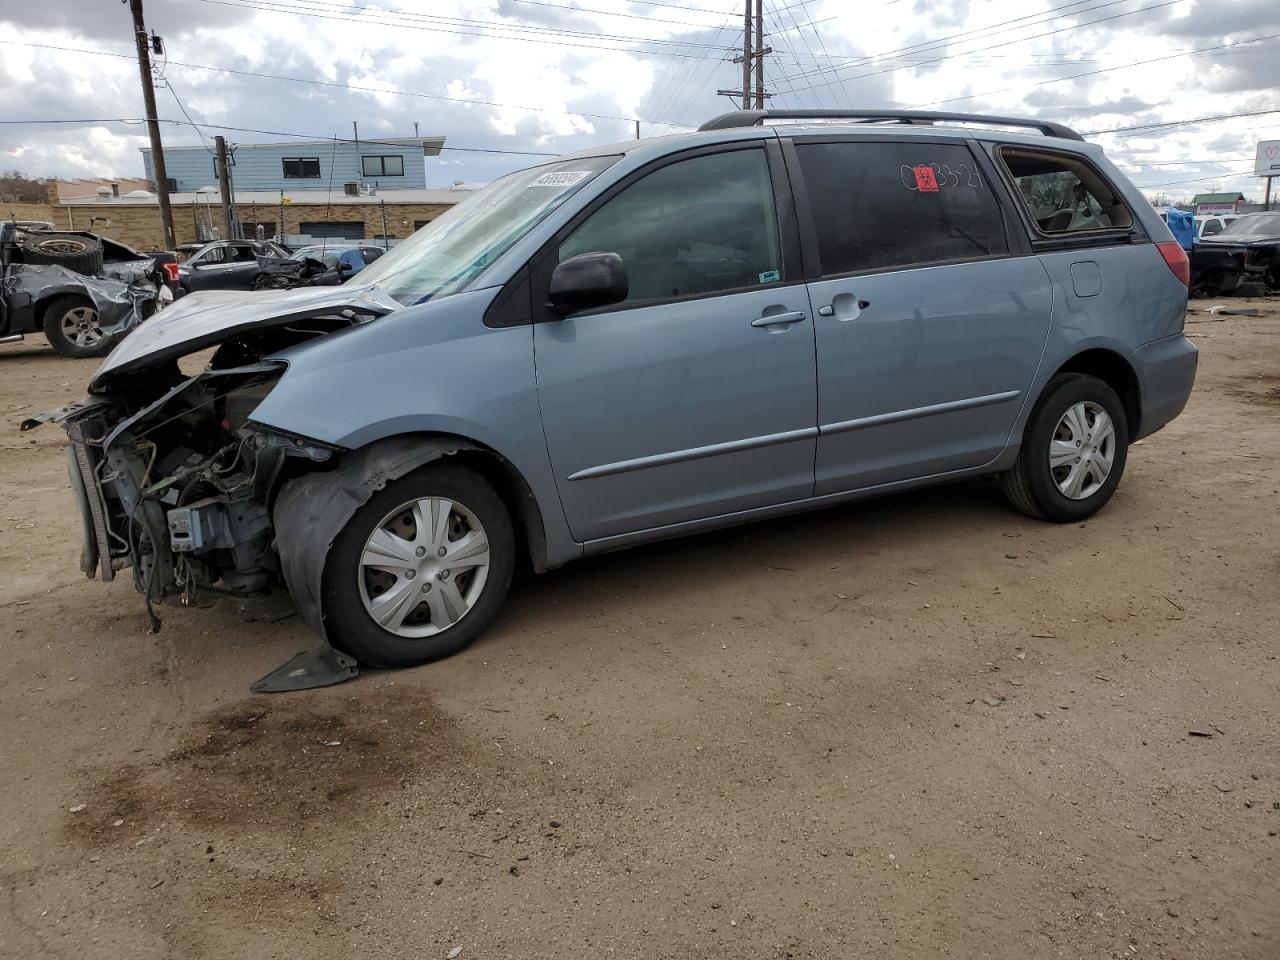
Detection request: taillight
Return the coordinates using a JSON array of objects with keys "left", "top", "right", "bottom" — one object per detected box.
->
[
  {"left": 160, "top": 261, "right": 179, "bottom": 283},
  {"left": 1156, "top": 240, "right": 1189, "bottom": 287}
]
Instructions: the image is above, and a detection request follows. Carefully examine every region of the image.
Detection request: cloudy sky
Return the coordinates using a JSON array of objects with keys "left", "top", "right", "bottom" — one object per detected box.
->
[{"left": 1, "top": 0, "right": 1277, "bottom": 200}]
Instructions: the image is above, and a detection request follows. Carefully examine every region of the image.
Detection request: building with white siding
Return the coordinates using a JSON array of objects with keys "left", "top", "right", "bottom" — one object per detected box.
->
[{"left": 141, "top": 136, "right": 446, "bottom": 194}]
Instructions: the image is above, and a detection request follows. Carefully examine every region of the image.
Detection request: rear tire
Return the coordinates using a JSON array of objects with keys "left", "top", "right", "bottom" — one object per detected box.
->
[
  {"left": 321, "top": 462, "right": 515, "bottom": 669},
  {"left": 42, "top": 295, "right": 115, "bottom": 358},
  {"left": 1002, "top": 373, "right": 1129, "bottom": 522}
]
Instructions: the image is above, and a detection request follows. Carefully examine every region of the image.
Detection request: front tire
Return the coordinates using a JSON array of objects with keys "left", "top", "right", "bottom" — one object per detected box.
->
[
  {"left": 1002, "top": 373, "right": 1129, "bottom": 522},
  {"left": 321, "top": 462, "right": 515, "bottom": 668}
]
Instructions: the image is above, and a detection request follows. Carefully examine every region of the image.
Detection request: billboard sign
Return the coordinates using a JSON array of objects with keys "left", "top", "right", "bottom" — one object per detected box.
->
[{"left": 1256, "top": 140, "right": 1280, "bottom": 177}]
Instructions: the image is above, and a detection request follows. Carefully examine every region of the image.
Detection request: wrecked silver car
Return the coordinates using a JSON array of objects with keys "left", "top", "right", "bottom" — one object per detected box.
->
[{"left": 1, "top": 222, "right": 170, "bottom": 357}]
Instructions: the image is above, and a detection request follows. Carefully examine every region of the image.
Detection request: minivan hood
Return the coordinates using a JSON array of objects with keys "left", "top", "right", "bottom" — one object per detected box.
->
[{"left": 89, "top": 284, "right": 401, "bottom": 392}]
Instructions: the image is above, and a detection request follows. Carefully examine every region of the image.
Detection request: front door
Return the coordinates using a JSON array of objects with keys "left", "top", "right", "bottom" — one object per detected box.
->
[
  {"left": 533, "top": 145, "right": 818, "bottom": 542},
  {"left": 788, "top": 138, "right": 1053, "bottom": 494}
]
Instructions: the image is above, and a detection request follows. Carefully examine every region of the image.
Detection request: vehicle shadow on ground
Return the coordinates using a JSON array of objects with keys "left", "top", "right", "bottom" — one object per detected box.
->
[
  {"left": 488, "top": 476, "right": 1020, "bottom": 639},
  {"left": 0, "top": 344, "right": 61, "bottom": 362},
  {"left": 183, "top": 476, "right": 1029, "bottom": 682}
]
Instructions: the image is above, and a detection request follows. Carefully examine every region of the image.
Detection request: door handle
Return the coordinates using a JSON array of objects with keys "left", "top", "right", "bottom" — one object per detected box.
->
[
  {"left": 751, "top": 310, "right": 806, "bottom": 328},
  {"left": 817, "top": 297, "right": 871, "bottom": 321}
]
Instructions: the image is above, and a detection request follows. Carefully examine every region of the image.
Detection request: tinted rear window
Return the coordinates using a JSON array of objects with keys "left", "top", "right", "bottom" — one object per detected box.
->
[{"left": 796, "top": 141, "right": 1008, "bottom": 276}]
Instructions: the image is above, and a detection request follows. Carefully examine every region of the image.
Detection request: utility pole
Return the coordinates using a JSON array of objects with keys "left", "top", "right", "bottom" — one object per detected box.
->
[
  {"left": 214, "top": 136, "right": 235, "bottom": 240},
  {"left": 127, "top": 0, "right": 176, "bottom": 249},
  {"left": 753, "top": 0, "right": 764, "bottom": 109},
  {"left": 722, "top": 0, "right": 771, "bottom": 110}
]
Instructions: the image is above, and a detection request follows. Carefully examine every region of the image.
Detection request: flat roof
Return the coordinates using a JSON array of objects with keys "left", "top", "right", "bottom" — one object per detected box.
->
[
  {"left": 141, "top": 136, "right": 447, "bottom": 157},
  {"left": 59, "top": 187, "right": 476, "bottom": 206}
]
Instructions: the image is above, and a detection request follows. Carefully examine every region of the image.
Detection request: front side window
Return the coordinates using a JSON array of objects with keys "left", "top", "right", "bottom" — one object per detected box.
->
[
  {"left": 999, "top": 148, "right": 1133, "bottom": 236},
  {"left": 282, "top": 157, "right": 321, "bottom": 179},
  {"left": 558, "top": 148, "right": 782, "bottom": 305},
  {"left": 796, "top": 141, "right": 1008, "bottom": 276},
  {"left": 354, "top": 155, "right": 617, "bottom": 305},
  {"left": 362, "top": 155, "right": 405, "bottom": 177}
]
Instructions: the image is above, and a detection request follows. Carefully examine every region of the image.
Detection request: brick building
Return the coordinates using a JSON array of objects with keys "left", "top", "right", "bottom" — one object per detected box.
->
[{"left": 38, "top": 186, "right": 473, "bottom": 251}]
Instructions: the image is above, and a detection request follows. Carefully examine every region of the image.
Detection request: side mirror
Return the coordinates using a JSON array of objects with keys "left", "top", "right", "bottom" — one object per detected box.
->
[
  {"left": 337, "top": 260, "right": 354, "bottom": 273},
  {"left": 548, "top": 252, "right": 628, "bottom": 315}
]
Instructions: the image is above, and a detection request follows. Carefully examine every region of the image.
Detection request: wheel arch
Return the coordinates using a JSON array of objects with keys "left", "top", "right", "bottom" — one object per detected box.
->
[
  {"left": 342, "top": 431, "right": 550, "bottom": 574},
  {"left": 35, "top": 289, "right": 95, "bottom": 329},
  {"left": 1050, "top": 348, "right": 1141, "bottom": 437}
]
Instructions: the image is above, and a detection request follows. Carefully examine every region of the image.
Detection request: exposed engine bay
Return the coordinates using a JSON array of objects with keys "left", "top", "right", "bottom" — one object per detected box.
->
[{"left": 22, "top": 287, "right": 401, "bottom": 669}]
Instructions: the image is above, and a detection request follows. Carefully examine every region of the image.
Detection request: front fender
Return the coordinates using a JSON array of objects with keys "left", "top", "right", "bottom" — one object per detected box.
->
[{"left": 250, "top": 287, "right": 579, "bottom": 568}]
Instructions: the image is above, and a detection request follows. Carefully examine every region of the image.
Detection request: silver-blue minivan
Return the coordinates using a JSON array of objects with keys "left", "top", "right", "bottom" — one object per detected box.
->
[{"left": 30, "top": 109, "right": 1197, "bottom": 675}]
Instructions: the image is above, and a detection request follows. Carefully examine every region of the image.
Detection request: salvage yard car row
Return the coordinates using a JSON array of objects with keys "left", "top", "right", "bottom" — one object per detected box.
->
[{"left": 1, "top": 225, "right": 386, "bottom": 359}]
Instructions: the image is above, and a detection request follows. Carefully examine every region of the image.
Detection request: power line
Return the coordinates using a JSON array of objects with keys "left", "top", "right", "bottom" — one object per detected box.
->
[
  {"left": 1086, "top": 105, "right": 1280, "bottom": 135},
  {"left": 0, "top": 39, "right": 684, "bottom": 128},
  {"left": 1119, "top": 157, "right": 1254, "bottom": 167},
  {"left": 783, "top": 0, "right": 1183, "bottom": 95},
  {"left": 768, "top": 0, "right": 829, "bottom": 108},
  {"left": 189, "top": 0, "right": 753, "bottom": 58},
  {"left": 458, "top": 0, "right": 736, "bottom": 29},
  {"left": 1135, "top": 166, "right": 1256, "bottom": 189},
  {"left": 912, "top": 32, "right": 1280, "bottom": 109},
  {"left": 761, "top": 3, "right": 820, "bottom": 108},
  {"left": 159, "top": 77, "right": 214, "bottom": 155},
  {"left": 772, "top": 0, "right": 1117, "bottom": 85},
  {"left": 792, "top": 0, "right": 853, "bottom": 108}
]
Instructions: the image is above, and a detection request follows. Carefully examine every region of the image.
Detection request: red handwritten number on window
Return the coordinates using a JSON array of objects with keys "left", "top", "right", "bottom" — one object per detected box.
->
[{"left": 913, "top": 165, "right": 940, "bottom": 192}]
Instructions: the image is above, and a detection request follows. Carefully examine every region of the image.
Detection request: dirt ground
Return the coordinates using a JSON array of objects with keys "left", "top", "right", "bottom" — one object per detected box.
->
[{"left": 1, "top": 300, "right": 1277, "bottom": 960}]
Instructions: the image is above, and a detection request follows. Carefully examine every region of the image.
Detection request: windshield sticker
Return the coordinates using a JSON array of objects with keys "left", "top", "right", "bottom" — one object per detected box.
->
[
  {"left": 758, "top": 269, "right": 781, "bottom": 283},
  {"left": 530, "top": 170, "right": 595, "bottom": 188}
]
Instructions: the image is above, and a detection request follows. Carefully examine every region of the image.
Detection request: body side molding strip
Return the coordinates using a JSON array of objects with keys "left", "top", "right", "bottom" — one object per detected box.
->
[
  {"left": 820, "top": 390, "right": 1021, "bottom": 436},
  {"left": 567, "top": 426, "right": 818, "bottom": 481}
]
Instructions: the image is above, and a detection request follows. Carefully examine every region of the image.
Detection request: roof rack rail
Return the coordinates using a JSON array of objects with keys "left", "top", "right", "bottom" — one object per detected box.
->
[{"left": 697, "top": 108, "right": 1084, "bottom": 142}]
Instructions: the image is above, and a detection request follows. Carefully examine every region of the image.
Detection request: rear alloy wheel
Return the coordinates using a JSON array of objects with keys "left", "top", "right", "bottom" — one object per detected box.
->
[
  {"left": 322, "top": 462, "right": 515, "bottom": 668},
  {"left": 42, "top": 295, "right": 114, "bottom": 358},
  {"left": 1002, "top": 373, "right": 1129, "bottom": 522}
]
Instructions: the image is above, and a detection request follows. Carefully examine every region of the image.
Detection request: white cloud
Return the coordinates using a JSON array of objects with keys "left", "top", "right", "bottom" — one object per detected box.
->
[{"left": 0, "top": 0, "right": 1276, "bottom": 199}]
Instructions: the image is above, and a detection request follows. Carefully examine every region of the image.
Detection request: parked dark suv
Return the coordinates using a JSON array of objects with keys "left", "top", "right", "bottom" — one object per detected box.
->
[{"left": 28, "top": 109, "right": 1197, "bottom": 683}]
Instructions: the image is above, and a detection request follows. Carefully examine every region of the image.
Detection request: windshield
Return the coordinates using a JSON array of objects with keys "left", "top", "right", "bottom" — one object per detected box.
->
[
  {"left": 354, "top": 155, "right": 618, "bottom": 305},
  {"left": 1219, "top": 213, "right": 1280, "bottom": 237}
]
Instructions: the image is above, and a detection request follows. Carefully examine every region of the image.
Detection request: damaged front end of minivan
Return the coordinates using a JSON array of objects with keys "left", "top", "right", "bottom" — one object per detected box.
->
[{"left": 22, "top": 286, "right": 403, "bottom": 685}]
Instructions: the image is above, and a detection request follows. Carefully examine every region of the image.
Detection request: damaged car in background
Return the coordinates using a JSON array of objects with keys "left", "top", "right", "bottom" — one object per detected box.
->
[
  {"left": 1189, "top": 211, "right": 1280, "bottom": 297},
  {"left": 22, "top": 110, "right": 1199, "bottom": 693},
  {"left": 1, "top": 221, "right": 172, "bottom": 357}
]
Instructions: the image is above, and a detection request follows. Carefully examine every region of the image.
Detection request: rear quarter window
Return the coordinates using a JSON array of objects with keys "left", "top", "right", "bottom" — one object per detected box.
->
[
  {"left": 795, "top": 140, "right": 1009, "bottom": 276},
  {"left": 997, "top": 147, "right": 1134, "bottom": 238}
]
